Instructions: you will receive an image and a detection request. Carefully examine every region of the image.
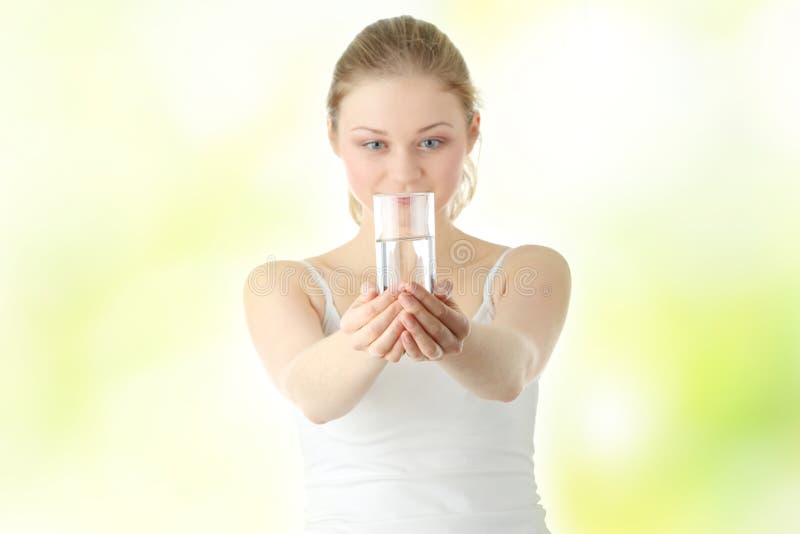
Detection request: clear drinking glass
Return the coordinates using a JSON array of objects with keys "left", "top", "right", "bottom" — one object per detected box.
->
[{"left": 373, "top": 192, "right": 436, "bottom": 295}]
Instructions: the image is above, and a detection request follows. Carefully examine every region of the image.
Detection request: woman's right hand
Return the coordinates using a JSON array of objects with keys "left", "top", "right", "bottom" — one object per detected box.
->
[{"left": 340, "top": 280, "right": 416, "bottom": 363}]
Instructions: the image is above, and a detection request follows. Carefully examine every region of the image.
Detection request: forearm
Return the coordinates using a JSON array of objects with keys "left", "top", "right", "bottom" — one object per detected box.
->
[
  {"left": 437, "top": 321, "right": 535, "bottom": 402},
  {"left": 281, "top": 330, "right": 388, "bottom": 424}
]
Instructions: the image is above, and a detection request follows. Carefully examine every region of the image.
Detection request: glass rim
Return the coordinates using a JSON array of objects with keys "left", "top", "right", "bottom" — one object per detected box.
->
[{"left": 372, "top": 192, "right": 433, "bottom": 197}]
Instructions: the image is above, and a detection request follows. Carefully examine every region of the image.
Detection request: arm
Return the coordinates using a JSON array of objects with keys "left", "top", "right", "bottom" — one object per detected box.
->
[
  {"left": 279, "top": 329, "right": 389, "bottom": 424},
  {"left": 489, "top": 245, "right": 571, "bottom": 388},
  {"left": 398, "top": 245, "right": 571, "bottom": 401},
  {"left": 243, "top": 261, "right": 405, "bottom": 425},
  {"left": 436, "top": 320, "right": 535, "bottom": 402},
  {"left": 440, "top": 246, "right": 571, "bottom": 400}
]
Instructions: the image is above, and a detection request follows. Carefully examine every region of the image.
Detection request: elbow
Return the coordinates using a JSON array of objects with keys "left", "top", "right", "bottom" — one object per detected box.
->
[
  {"left": 306, "top": 412, "right": 328, "bottom": 425},
  {"left": 302, "top": 405, "right": 351, "bottom": 425},
  {"left": 297, "top": 399, "right": 333, "bottom": 425},
  {"left": 306, "top": 412, "right": 350, "bottom": 426},
  {"left": 499, "top": 382, "right": 523, "bottom": 403},
  {"left": 498, "top": 339, "right": 537, "bottom": 402},
  {"left": 282, "top": 377, "right": 331, "bottom": 425},
  {"left": 300, "top": 404, "right": 331, "bottom": 425}
]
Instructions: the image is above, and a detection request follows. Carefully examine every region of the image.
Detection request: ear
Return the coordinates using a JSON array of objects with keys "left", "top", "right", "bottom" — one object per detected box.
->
[
  {"left": 327, "top": 115, "right": 340, "bottom": 157},
  {"left": 466, "top": 111, "right": 481, "bottom": 154}
]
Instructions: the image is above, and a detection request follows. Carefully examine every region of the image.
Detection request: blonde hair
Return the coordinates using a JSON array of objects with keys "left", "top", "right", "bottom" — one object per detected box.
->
[{"left": 327, "top": 15, "right": 484, "bottom": 226}]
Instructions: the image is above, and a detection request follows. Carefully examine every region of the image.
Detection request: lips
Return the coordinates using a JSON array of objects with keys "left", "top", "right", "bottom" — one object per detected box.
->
[{"left": 396, "top": 197, "right": 411, "bottom": 205}]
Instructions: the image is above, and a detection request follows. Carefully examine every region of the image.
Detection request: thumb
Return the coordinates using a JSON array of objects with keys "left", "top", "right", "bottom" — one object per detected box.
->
[
  {"left": 358, "top": 279, "right": 377, "bottom": 300},
  {"left": 433, "top": 279, "right": 453, "bottom": 299}
]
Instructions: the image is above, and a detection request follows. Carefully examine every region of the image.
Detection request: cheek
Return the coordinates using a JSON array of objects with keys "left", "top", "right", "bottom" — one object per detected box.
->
[
  {"left": 433, "top": 150, "right": 465, "bottom": 209},
  {"left": 437, "top": 142, "right": 466, "bottom": 175},
  {"left": 339, "top": 148, "right": 374, "bottom": 204}
]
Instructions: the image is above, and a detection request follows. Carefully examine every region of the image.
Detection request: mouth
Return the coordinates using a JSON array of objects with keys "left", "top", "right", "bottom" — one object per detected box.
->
[{"left": 396, "top": 197, "right": 411, "bottom": 205}]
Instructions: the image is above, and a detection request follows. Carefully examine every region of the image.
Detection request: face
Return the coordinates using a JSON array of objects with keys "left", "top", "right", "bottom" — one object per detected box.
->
[{"left": 328, "top": 75, "right": 480, "bottom": 216}]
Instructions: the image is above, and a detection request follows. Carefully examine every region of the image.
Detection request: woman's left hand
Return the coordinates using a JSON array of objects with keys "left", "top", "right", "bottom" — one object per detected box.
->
[{"left": 396, "top": 279, "right": 471, "bottom": 361}]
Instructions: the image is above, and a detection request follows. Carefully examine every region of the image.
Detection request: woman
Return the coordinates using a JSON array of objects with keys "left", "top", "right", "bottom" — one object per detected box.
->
[{"left": 243, "top": 15, "right": 571, "bottom": 533}]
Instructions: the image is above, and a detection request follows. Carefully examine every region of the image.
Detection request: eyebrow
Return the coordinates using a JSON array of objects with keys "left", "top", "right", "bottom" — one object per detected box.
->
[{"left": 350, "top": 121, "right": 454, "bottom": 135}]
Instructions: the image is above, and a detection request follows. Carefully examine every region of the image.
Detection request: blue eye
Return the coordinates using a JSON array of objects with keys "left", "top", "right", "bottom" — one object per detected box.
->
[
  {"left": 421, "top": 139, "right": 442, "bottom": 149},
  {"left": 362, "top": 139, "right": 444, "bottom": 151},
  {"left": 364, "top": 141, "right": 385, "bottom": 151}
]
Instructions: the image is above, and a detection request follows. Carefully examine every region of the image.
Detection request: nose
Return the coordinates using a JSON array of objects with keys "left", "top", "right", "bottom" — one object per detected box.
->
[{"left": 387, "top": 146, "right": 423, "bottom": 185}]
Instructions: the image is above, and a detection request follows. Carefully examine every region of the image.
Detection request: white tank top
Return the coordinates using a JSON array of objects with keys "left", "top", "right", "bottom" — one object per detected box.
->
[{"left": 294, "top": 247, "right": 550, "bottom": 533}]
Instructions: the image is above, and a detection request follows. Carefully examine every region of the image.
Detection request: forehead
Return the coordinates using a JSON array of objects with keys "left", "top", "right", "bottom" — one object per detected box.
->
[{"left": 339, "top": 76, "right": 462, "bottom": 128}]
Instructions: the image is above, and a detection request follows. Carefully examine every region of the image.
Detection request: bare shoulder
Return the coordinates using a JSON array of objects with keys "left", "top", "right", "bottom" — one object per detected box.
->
[
  {"left": 495, "top": 245, "right": 571, "bottom": 302},
  {"left": 243, "top": 258, "right": 316, "bottom": 303},
  {"left": 505, "top": 245, "right": 570, "bottom": 272},
  {"left": 242, "top": 259, "right": 326, "bottom": 399},
  {"left": 452, "top": 234, "right": 567, "bottom": 273}
]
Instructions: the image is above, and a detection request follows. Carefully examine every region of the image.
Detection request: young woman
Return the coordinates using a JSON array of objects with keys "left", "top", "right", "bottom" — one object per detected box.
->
[{"left": 244, "top": 15, "right": 571, "bottom": 534}]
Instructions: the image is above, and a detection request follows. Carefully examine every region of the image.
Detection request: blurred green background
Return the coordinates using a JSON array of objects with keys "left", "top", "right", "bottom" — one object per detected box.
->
[{"left": 2, "top": 1, "right": 798, "bottom": 533}]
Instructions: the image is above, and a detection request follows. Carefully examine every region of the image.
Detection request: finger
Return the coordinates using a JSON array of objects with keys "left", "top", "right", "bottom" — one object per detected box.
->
[
  {"left": 396, "top": 329, "right": 425, "bottom": 362},
  {"left": 397, "top": 292, "right": 461, "bottom": 354},
  {"left": 398, "top": 311, "right": 444, "bottom": 360},
  {"left": 365, "top": 308, "right": 407, "bottom": 358},
  {"left": 383, "top": 332, "right": 408, "bottom": 363},
  {"left": 341, "top": 283, "right": 401, "bottom": 333},
  {"left": 353, "top": 280, "right": 378, "bottom": 303},
  {"left": 355, "top": 300, "right": 404, "bottom": 352},
  {"left": 400, "top": 280, "right": 470, "bottom": 340},
  {"left": 400, "top": 330, "right": 424, "bottom": 361},
  {"left": 340, "top": 282, "right": 377, "bottom": 333},
  {"left": 434, "top": 278, "right": 453, "bottom": 298}
]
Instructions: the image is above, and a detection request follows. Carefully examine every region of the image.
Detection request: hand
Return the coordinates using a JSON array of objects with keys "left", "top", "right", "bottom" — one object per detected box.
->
[
  {"left": 396, "top": 279, "right": 471, "bottom": 361},
  {"left": 339, "top": 280, "right": 410, "bottom": 363}
]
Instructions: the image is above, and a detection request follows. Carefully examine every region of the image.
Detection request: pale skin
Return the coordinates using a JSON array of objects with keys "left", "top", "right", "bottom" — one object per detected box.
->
[
  {"left": 318, "top": 74, "right": 569, "bottom": 391},
  {"left": 243, "top": 74, "right": 571, "bottom": 419},
  {"left": 327, "top": 75, "right": 482, "bottom": 364}
]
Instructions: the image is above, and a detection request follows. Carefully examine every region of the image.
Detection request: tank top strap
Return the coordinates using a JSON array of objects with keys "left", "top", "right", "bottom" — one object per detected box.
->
[
  {"left": 480, "top": 247, "right": 514, "bottom": 314},
  {"left": 299, "top": 260, "right": 340, "bottom": 323}
]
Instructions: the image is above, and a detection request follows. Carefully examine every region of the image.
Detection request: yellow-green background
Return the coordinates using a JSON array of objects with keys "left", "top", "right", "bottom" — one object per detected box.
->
[{"left": 3, "top": 1, "right": 798, "bottom": 532}]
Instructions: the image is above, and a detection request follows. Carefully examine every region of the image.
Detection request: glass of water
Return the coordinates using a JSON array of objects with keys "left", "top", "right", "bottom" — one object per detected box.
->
[{"left": 373, "top": 192, "right": 436, "bottom": 295}]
